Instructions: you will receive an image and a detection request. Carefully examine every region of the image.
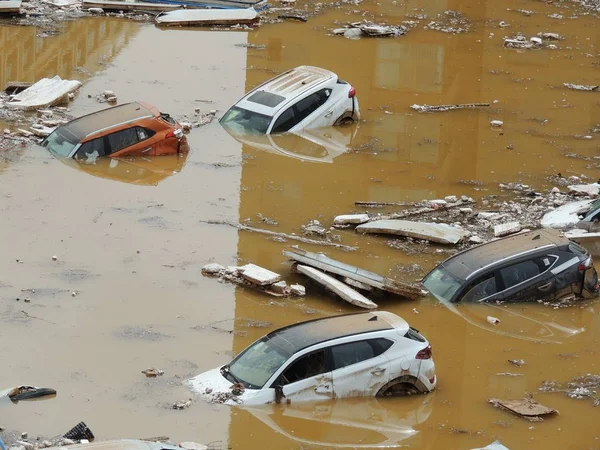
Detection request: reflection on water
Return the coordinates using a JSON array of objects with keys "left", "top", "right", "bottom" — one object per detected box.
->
[
  {"left": 241, "top": 396, "right": 432, "bottom": 449},
  {"left": 55, "top": 152, "right": 188, "bottom": 186},
  {"left": 225, "top": 124, "right": 358, "bottom": 163}
]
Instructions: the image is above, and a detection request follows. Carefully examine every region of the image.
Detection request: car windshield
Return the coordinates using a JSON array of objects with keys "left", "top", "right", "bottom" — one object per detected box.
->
[
  {"left": 423, "top": 266, "right": 462, "bottom": 302},
  {"left": 227, "top": 336, "right": 291, "bottom": 389},
  {"left": 220, "top": 106, "right": 272, "bottom": 134},
  {"left": 41, "top": 128, "right": 79, "bottom": 157}
]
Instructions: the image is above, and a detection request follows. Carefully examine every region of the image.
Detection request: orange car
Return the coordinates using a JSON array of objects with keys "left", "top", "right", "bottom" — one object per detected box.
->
[{"left": 42, "top": 101, "right": 187, "bottom": 160}]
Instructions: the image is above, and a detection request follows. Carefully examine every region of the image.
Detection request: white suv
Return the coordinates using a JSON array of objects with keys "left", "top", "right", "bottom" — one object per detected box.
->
[
  {"left": 219, "top": 65, "right": 360, "bottom": 135},
  {"left": 189, "top": 311, "right": 436, "bottom": 405}
]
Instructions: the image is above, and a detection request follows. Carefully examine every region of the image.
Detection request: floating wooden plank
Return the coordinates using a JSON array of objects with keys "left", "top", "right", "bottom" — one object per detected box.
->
[
  {"left": 82, "top": 0, "right": 180, "bottom": 11},
  {"left": 296, "top": 265, "right": 378, "bottom": 309},
  {"left": 156, "top": 7, "right": 258, "bottom": 26},
  {"left": 356, "top": 219, "right": 468, "bottom": 245},
  {"left": 0, "top": 0, "right": 21, "bottom": 13},
  {"left": 238, "top": 263, "right": 281, "bottom": 286},
  {"left": 283, "top": 248, "right": 427, "bottom": 298},
  {"left": 7, "top": 76, "right": 82, "bottom": 111},
  {"left": 489, "top": 397, "right": 558, "bottom": 421}
]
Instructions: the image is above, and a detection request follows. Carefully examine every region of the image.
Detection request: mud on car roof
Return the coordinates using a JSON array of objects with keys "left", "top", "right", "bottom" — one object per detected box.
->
[
  {"left": 441, "top": 229, "right": 569, "bottom": 282},
  {"left": 266, "top": 312, "right": 393, "bottom": 355},
  {"left": 58, "top": 102, "right": 155, "bottom": 141}
]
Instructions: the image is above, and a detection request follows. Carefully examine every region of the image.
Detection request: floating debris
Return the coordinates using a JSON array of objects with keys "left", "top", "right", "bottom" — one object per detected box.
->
[
  {"left": 411, "top": 103, "right": 490, "bottom": 113},
  {"left": 564, "top": 83, "right": 599, "bottom": 92},
  {"left": 489, "top": 396, "right": 558, "bottom": 421}
]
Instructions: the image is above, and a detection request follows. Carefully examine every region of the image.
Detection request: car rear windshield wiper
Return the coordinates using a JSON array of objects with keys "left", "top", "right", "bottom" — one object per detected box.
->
[{"left": 221, "top": 364, "right": 242, "bottom": 385}]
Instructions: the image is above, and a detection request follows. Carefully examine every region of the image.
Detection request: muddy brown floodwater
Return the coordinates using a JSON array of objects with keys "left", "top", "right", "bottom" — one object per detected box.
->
[{"left": 1, "top": 0, "right": 599, "bottom": 449}]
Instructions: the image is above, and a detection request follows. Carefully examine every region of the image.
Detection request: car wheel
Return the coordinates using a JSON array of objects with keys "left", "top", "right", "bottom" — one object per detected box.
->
[{"left": 377, "top": 381, "right": 420, "bottom": 397}]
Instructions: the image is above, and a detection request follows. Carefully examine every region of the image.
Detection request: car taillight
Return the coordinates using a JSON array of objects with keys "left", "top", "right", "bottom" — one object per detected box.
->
[
  {"left": 579, "top": 256, "right": 593, "bottom": 271},
  {"left": 348, "top": 87, "right": 356, "bottom": 98},
  {"left": 416, "top": 345, "right": 432, "bottom": 360},
  {"left": 166, "top": 131, "right": 175, "bottom": 138}
]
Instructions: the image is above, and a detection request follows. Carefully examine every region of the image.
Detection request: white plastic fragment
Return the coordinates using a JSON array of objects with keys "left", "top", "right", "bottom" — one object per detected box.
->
[
  {"left": 490, "top": 120, "right": 503, "bottom": 127},
  {"left": 487, "top": 316, "right": 500, "bottom": 325}
]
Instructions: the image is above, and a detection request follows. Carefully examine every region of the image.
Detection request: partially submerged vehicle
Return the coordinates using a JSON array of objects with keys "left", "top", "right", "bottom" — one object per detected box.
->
[
  {"left": 189, "top": 311, "right": 436, "bottom": 405},
  {"left": 220, "top": 66, "right": 360, "bottom": 135},
  {"left": 41, "top": 102, "right": 186, "bottom": 162},
  {"left": 423, "top": 229, "right": 599, "bottom": 304},
  {"left": 0, "top": 385, "right": 56, "bottom": 405}
]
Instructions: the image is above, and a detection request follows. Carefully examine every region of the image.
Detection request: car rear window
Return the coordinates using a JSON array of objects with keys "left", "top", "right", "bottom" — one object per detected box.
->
[
  {"left": 423, "top": 266, "right": 462, "bottom": 302},
  {"left": 42, "top": 128, "right": 79, "bottom": 157},
  {"left": 247, "top": 91, "right": 286, "bottom": 108},
  {"left": 568, "top": 241, "right": 588, "bottom": 257},
  {"left": 220, "top": 106, "right": 272, "bottom": 134}
]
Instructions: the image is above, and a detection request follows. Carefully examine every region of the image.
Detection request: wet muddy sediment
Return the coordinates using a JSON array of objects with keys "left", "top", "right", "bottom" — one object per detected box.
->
[{"left": 1, "top": 0, "right": 600, "bottom": 449}]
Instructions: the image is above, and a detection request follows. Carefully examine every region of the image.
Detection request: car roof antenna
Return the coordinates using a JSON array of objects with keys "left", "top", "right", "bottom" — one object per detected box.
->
[
  {"left": 368, "top": 315, "right": 377, "bottom": 321},
  {"left": 532, "top": 234, "right": 541, "bottom": 240}
]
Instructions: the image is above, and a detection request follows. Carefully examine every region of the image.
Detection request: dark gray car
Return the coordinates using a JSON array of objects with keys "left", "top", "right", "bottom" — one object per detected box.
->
[{"left": 423, "top": 229, "right": 599, "bottom": 303}]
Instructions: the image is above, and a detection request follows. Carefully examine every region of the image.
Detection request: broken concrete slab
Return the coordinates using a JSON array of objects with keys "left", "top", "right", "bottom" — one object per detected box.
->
[
  {"left": 156, "top": 7, "right": 258, "bottom": 27},
  {"left": 284, "top": 248, "right": 427, "bottom": 298},
  {"left": 296, "top": 264, "right": 378, "bottom": 309},
  {"left": 565, "top": 230, "right": 600, "bottom": 258},
  {"left": 493, "top": 222, "right": 521, "bottom": 237},
  {"left": 0, "top": 0, "right": 22, "bottom": 13},
  {"left": 290, "top": 284, "right": 305, "bottom": 296},
  {"left": 568, "top": 183, "right": 599, "bottom": 198},
  {"left": 7, "top": 76, "right": 82, "bottom": 111},
  {"left": 333, "top": 214, "right": 370, "bottom": 226},
  {"left": 343, "top": 277, "right": 374, "bottom": 291},
  {"left": 333, "top": 22, "right": 407, "bottom": 39},
  {"left": 489, "top": 396, "right": 558, "bottom": 421},
  {"left": 238, "top": 264, "right": 281, "bottom": 286},
  {"left": 82, "top": 0, "right": 181, "bottom": 11},
  {"left": 471, "top": 441, "right": 510, "bottom": 450},
  {"left": 356, "top": 219, "right": 468, "bottom": 245},
  {"left": 541, "top": 199, "right": 595, "bottom": 228}
]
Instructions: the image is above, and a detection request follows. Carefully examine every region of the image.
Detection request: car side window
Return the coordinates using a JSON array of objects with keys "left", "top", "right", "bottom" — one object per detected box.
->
[
  {"left": 271, "top": 107, "right": 296, "bottom": 134},
  {"left": 461, "top": 275, "right": 498, "bottom": 302},
  {"left": 280, "top": 350, "right": 327, "bottom": 385},
  {"left": 107, "top": 128, "right": 139, "bottom": 154},
  {"left": 331, "top": 340, "right": 379, "bottom": 371},
  {"left": 136, "top": 127, "right": 155, "bottom": 141},
  {"left": 293, "top": 89, "right": 332, "bottom": 125},
  {"left": 74, "top": 137, "right": 106, "bottom": 161},
  {"left": 500, "top": 259, "right": 543, "bottom": 290}
]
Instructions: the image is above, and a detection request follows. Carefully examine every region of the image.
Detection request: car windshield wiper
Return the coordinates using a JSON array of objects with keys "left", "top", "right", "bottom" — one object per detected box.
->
[{"left": 221, "top": 364, "right": 242, "bottom": 385}]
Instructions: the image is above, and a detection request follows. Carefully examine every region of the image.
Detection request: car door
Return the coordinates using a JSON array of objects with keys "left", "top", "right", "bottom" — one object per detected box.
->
[
  {"left": 272, "top": 349, "right": 333, "bottom": 403},
  {"left": 498, "top": 255, "right": 558, "bottom": 302},
  {"left": 106, "top": 127, "right": 158, "bottom": 157},
  {"left": 330, "top": 339, "right": 391, "bottom": 399},
  {"left": 294, "top": 88, "right": 333, "bottom": 130},
  {"left": 455, "top": 272, "right": 504, "bottom": 303}
]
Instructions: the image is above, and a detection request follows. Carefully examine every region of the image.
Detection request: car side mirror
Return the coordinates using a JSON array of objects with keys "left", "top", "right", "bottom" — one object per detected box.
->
[{"left": 274, "top": 384, "right": 287, "bottom": 404}]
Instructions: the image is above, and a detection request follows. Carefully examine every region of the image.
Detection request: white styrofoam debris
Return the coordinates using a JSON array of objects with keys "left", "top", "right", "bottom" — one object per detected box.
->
[{"left": 494, "top": 222, "right": 521, "bottom": 237}]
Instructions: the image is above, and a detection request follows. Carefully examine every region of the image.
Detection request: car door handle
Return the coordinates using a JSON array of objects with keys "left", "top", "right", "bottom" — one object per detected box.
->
[
  {"left": 325, "top": 111, "right": 333, "bottom": 118},
  {"left": 371, "top": 368, "right": 386, "bottom": 375},
  {"left": 537, "top": 282, "right": 553, "bottom": 291}
]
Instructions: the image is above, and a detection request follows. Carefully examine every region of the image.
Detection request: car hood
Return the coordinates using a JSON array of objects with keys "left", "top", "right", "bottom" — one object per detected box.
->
[{"left": 189, "top": 367, "right": 248, "bottom": 405}]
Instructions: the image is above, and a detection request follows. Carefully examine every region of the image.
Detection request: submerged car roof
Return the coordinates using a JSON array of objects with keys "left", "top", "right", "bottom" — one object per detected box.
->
[
  {"left": 59, "top": 102, "right": 156, "bottom": 142},
  {"left": 236, "top": 66, "right": 337, "bottom": 115},
  {"left": 265, "top": 312, "right": 406, "bottom": 355},
  {"left": 440, "top": 229, "right": 569, "bottom": 281}
]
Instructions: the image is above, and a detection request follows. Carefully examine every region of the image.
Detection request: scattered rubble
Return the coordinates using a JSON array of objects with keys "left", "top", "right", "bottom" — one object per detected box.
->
[
  {"left": 411, "top": 103, "right": 490, "bottom": 113},
  {"left": 508, "top": 359, "right": 525, "bottom": 367},
  {"left": 332, "top": 22, "right": 407, "bottom": 39},
  {"left": 171, "top": 399, "right": 192, "bottom": 410},
  {"left": 141, "top": 368, "right": 164, "bottom": 378},
  {"left": 539, "top": 374, "right": 600, "bottom": 406},
  {"left": 489, "top": 396, "right": 558, "bottom": 421},
  {"left": 201, "top": 262, "right": 304, "bottom": 298},
  {"left": 563, "top": 83, "right": 599, "bottom": 92},
  {"left": 425, "top": 10, "right": 471, "bottom": 34}
]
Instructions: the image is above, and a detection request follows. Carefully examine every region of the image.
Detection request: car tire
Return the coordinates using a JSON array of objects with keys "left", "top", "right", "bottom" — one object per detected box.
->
[
  {"left": 334, "top": 113, "right": 356, "bottom": 126},
  {"left": 376, "top": 376, "right": 426, "bottom": 397}
]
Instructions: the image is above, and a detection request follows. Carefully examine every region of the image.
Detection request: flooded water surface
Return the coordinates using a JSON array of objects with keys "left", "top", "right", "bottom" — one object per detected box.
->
[{"left": 1, "top": 1, "right": 600, "bottom": 449}]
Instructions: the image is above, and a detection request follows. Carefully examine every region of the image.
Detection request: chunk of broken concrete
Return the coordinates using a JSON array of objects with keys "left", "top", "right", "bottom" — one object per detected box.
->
[
  {"left": 356, "top": 219, "right": 468, "bottom": 245},
  {"left": 333, "top": 214, "right": 370, "bottom": 225},
  {"left": 343, "top": 277, "right": 374, "bottom": 291},
  {"left": 494, "top": 222, "right": 521, "bottom": 237},
  {"left": 490, "top": 120, "right": 504, "bottom": 127},
  {"left": 201, "top": 263, "right": 225, "bottom": 275},
  {"left": 471, "top": 441, "right": 510, "bottom": 450},
  {"left": 489, "top": 396, "right": 558, "bottom": 421},
  {"left": 238, "top": 264, "right": 281, "bottom": 286},
  {"left": 541, "top": 199, "right": 594, "bottom": 228},
  {"left": 269, "top": 280, "right": 289, "bottom": 294},
  {"left": 7, "top": 76, "right": 82, "bottom": 111},
  {"left": 296, "top": 264, "right": 378, "bottom": 309},
  {"left": 290, "top": 284, "right": 306, "bottom": 296},
  {"left": 142, "top": 368, "right": 164, "bottom": 378}
]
